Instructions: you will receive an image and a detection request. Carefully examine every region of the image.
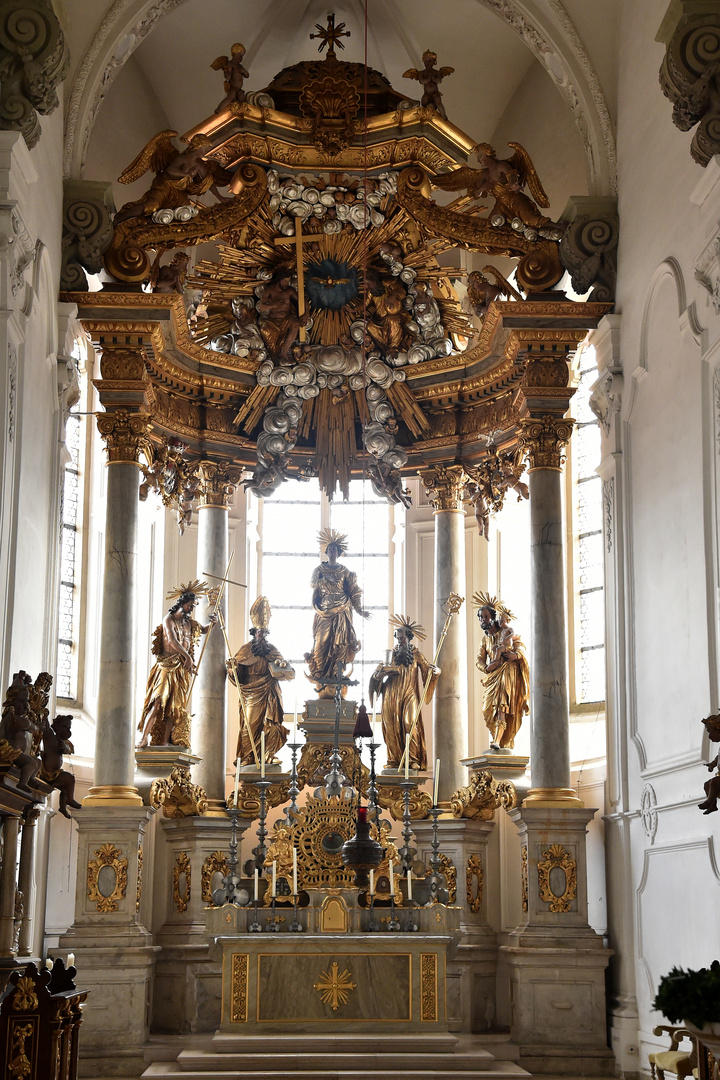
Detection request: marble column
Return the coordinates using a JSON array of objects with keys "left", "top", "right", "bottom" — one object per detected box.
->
[
  {"left": 17, "top": 807, "right": 39, "bottom": 955},
  {"left": 85, "top": 409, "right": 151, "bottom": 806},
  {"left": 192, "top": 462, "right": 240, "bottom": 809},
  {"left": 517, "top": 361, "right": 578, "bottom": 806},
  {"left": 0, "top": 816, "right": 19, "bottom": 957},
  {"left": 420, "top": 466, "right": 469, "bottom": 801}
]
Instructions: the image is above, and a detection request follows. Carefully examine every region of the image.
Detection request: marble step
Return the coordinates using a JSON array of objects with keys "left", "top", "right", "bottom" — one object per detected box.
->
[
  {"left": 208, "top": 1033, "right": 462, "bottom": 1053},
  {"left": 174, "top": 1049, "right": 524, "bottom": 1072},
  {"left": 143, "top": 1067, "right": 529, "bottom": 1079}
]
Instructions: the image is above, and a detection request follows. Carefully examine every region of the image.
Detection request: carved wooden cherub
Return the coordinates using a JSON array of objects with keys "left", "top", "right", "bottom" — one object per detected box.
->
[
  {"left": 151, "top": 251, "right": 190, "bottom": 293},
  {"left": 114, "top": 132, "right": 233, "bottom": 226},
  {"left": 368, "top": 459, "right": 412, "bottom": 508},
  {"left": 432, "top": 142, "right": 564, "bottom": 241},
  {"left": 211, "top": 43, "right": 249, "bottom": 113},
  {"left": 466, "top": 266, "right": 523, "bottom": 320},
  {"left": 403, "top": 51, "right": 455, "bottom": 120},
  {"left": 40, "top": 715, "right": 81, "bottom": 818},
  {"left": 699, "top": 713, "right": 720, "bottom": 815},
  {"left": 0, "top": 671, "right": 41, "bottom": 790}
]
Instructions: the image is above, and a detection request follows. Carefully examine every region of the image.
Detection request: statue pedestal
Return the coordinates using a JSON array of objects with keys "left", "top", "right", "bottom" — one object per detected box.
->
[
  {"left": 463, "top": 753, "right": 531, "bottom": 802},
  {"left": 134, "top": 746, "right": 200, "bottom": 804},
  {"left": 300, "top": 698, "right": 357, "bottom": 745}
]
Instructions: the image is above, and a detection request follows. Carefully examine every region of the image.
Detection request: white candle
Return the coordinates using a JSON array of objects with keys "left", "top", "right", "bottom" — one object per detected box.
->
[
  {"left": 253, "top": 868, "right": 258, "bottom": 901},
  {"left": 433, "top": 759, "right": 440, "bottom": 807},
  {"left": 45, "top": 958, "right": 52, "bottom": 971},
  {"left": 271, "top": 859, "right": 276, "bottom": 897},
  {"left": 67, "top": 953, "right": 74, "bottom": 968},
  {"left": 232, "top": 756, "right": 240, "bottom": 807},
  {"left": 407, "top": 868, "right": 413, "bottom": 901},
  {"left": 404, "top": 733, "right": 410, "bottom": 779},
  {"left": 389, "top": 859, "right": 394, "bottom": 895},
  {"left": 293, "top": 689, "right": 298, "bottom": 741},
  {"left": 369, "top": 868, "right": 375, "bottom": 896},
  {"left": 293, "top": 847, "right": 298, "bottom": 895},
  {"left": 260, "top": 730, "right": 265, "bottom": 778}
]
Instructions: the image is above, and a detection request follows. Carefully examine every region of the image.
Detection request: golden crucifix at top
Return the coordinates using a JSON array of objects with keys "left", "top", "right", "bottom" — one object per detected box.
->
[{"left": 310, "top": 13, "right": 351, "bottom": 58}]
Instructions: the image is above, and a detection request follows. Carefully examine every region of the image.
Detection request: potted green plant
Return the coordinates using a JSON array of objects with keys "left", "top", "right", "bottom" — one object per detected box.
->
[{"left": 653, "top": 962, "right": 720, "bottom": 1053}]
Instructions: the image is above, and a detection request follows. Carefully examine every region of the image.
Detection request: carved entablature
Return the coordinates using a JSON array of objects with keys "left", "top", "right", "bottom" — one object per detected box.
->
[
  {"left": 0, "top": 0, "right": 70, "bottom": 150},
  {"left": 657, "top": 1, "right": 720, "bottom": 165}
]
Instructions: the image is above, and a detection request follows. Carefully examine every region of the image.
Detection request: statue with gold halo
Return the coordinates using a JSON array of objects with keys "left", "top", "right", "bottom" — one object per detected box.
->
[
  {"left": 369, "top": 615, "right": 440, "bottom": 771},
  {"left": 304, "top": 529, "right": 370, "bottom": 695},
  {"left": 475, "top": 592, "right": 529, "bottom": 750},
  {"left": 137, "top": 580, "right": 217, "bottom": 748},
  {"left": 227, "top": 596, "right": 294, "bottom": 766}
]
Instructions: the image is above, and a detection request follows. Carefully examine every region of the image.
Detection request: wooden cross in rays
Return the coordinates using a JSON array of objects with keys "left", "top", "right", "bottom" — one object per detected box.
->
[
  {"left": 273, "top": 217, "right": 321, "bottom": 342},
  {"left": 310, "top": 14, "right": 350, "bottom": 59}
]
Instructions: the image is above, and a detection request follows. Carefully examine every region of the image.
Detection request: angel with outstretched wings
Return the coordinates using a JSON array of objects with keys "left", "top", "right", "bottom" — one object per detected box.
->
[
  {"left": 211, "top": 42, "right": 249, "bottom": 113},
  {"left": 432, "top": 141, "right": 564, "bottom": 240},
  {"left": 114, "top": 130, "right": 233, "bottom": 226},
  {"left": 403, "top": 50, "right": 454, "bottom": 120}
]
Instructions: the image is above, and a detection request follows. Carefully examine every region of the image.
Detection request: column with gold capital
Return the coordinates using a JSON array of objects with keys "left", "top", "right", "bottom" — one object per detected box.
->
[
  {"left": 86, "top": 407, "right": 152, "bottom": 805},
  {"left": 192, "top": 461, "right": 241, "bottom": 808},
  {"left": 516, "top": 353, "right": 578, "bottom": 805},
  {"left": 420, "top": 465, "right": 470, "bottom": 802}
]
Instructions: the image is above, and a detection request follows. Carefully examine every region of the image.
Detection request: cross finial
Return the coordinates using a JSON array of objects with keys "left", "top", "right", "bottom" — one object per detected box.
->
[{"left": 310, "top": 13, "right": 350, "bottom": 59}]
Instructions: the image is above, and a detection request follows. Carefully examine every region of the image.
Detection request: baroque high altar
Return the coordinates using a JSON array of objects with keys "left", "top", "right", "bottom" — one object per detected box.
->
[{"left": 43, "top": 14, "right": 620, "bottom": 1078}]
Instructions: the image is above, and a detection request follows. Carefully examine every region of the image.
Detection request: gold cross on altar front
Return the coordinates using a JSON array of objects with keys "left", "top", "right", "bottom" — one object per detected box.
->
[
  {"left": 273, "top": 217, "right": 321, "bottom": 342},
  {"left": 313, "top": 962, "right": 357, "bottom": 1011}
]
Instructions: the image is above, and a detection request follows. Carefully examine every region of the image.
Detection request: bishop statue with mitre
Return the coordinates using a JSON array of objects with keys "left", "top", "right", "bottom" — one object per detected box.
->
[
  {"left": 227, "top": 596, "right": 295, "bottom": 766},
  {"left": 369, "top": 614, "right": 440, "bottom": 771}
]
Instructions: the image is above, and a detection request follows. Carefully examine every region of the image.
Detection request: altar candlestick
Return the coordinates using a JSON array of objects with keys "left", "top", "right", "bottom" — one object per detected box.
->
[
  {"left": 233, "top": 756, "right": 240, "bottom": 808},
  {"left": 260, "top": 730, "right": 266, "bottom": 778},
  {"left": 292, "top": 847, "right": 298, "bottom": 895},
  {"left": 389, "top": 859, "right": 394, "bottom": 895},
  {"left": 253, "top": 868, "right": 258, "bottom": 901},
  {"left": 369, "top": 868, "right": 375, "bottom": 896},
  {"left": 271, "top": 859, "right": 276, "bottom": 897},
  {"left": 404, "top": 733, "right": 410, "bottom": 779},
  {"left": 433, "top": 758, "right": 440, "bottom": 807},
  {"left": 407, "top": 868, "right": 413, "bottom": 901}
]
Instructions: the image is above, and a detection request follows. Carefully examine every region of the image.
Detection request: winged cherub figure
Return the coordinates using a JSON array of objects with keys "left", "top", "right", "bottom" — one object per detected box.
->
[
  {"left": 211, "top": 43, "right": 249, "bottom": 113},
  {"left": 114, "top": 131, "right": 234, "bottom": 226},
  {"left": 466, "top": 266, "right": 524, "bottom": 320},
  {"left": 403, "top": 50, "right": 455, "bottom": 120},
  {"left": 432, "top": 142, "right": 564, "bottom": 241}
]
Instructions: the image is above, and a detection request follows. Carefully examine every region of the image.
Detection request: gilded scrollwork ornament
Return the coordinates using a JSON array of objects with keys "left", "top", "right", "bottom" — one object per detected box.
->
[
  {"left": 172, "top": 851, "right": 191, "bottom": 913},
  {"left": 87, "top": 843, "right": 128, "bottom": 913},
  {"left": 96, "top": 410, "right": 152, "bottom": 464},
  {"left": 466, "top": 853, "right": 483, "bottom": 913},
  {"left": 149, "top": 766, "right": 208, "bottom": 818},
  {"left": 425, "top": 853, "right": 456, "bottom": 904},
  {"left": 450, "top": 769, "right": 517, "bottom": 820},
  {"left": 202, "top": 850, "right": 229, "bottom": 903},
  {"left": 517, "top": 414, "right": 574, "bottom": 471},
  {"left": 537, "top": 843, "right": 577, "bottom": 913}
]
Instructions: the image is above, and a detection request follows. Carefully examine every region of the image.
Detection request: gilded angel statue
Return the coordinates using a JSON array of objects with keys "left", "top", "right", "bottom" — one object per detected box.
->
[
  {"left": 211, "top": 42, "right": 249, "bottom": 113},
  {"left": 466, "top": 265, "right": 524, "bottom": 320},
  {"left": 114, "top": 130, "right": 234, "bottom": 225},
  {"left": 432, "top": 142, "right": 564, "bottom": 241},
  {"left": 403, "top": 50, "right": 455, "bottom": 120}
]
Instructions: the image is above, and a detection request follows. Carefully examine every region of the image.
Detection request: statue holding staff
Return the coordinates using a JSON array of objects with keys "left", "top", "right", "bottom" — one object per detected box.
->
[
  {"left": 137, "top": 580, "right": 218, "bottom": 748},
  {"left": 304, "top": 529, "right": 370, "bottom": 696},
  {"left": 227, "top": 596, "right": 294, "bottom": 766},
  {"left": 475, "top": 591, "right": 529, "bottom": 750},
  {"left": 369, "top": 615, "right": 440, "bottom": 771}
]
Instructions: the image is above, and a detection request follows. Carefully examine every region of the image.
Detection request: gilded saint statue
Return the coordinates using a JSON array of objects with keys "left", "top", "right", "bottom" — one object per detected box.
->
[
  {"left": 369, "top": 615, "right": 440, "bottom": 771},
  {"left": 475, "top": 592, "right": 529, "bottom": 751},
  {"left": 304, "top": 529, "right": 370, "bottom": 696},
  {"left": 137, "top": 581, "right": 217, "bottom": 748},
  {"left": 227, "top": 596, "right": 294, "bottom": 766}
]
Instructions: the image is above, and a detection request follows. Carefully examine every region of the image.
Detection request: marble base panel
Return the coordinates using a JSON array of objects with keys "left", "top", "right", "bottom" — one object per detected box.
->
[
  {"left": 412, "top": 817, "right": 497, "bottom": 1033},
  {"left": 153, "top": 814, "right": 250, "bottom": 1033},
  {"left": 216, "top": 933, "right": 451, "bottom": 1033}
]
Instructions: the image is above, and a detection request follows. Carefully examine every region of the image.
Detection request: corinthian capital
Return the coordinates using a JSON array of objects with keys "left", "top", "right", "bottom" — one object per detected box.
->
[
  {"left": 517, "top": 415, "right": 574, "bottom": 471},
  {"left": 96, "top": 410, "right": 152, "bottom": 464},
  {"left": 196, "top": 461, "right": 243, "bottom": 509},
  {"left": 420, "top": 464, "right": 470, "bottom": 512}
]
